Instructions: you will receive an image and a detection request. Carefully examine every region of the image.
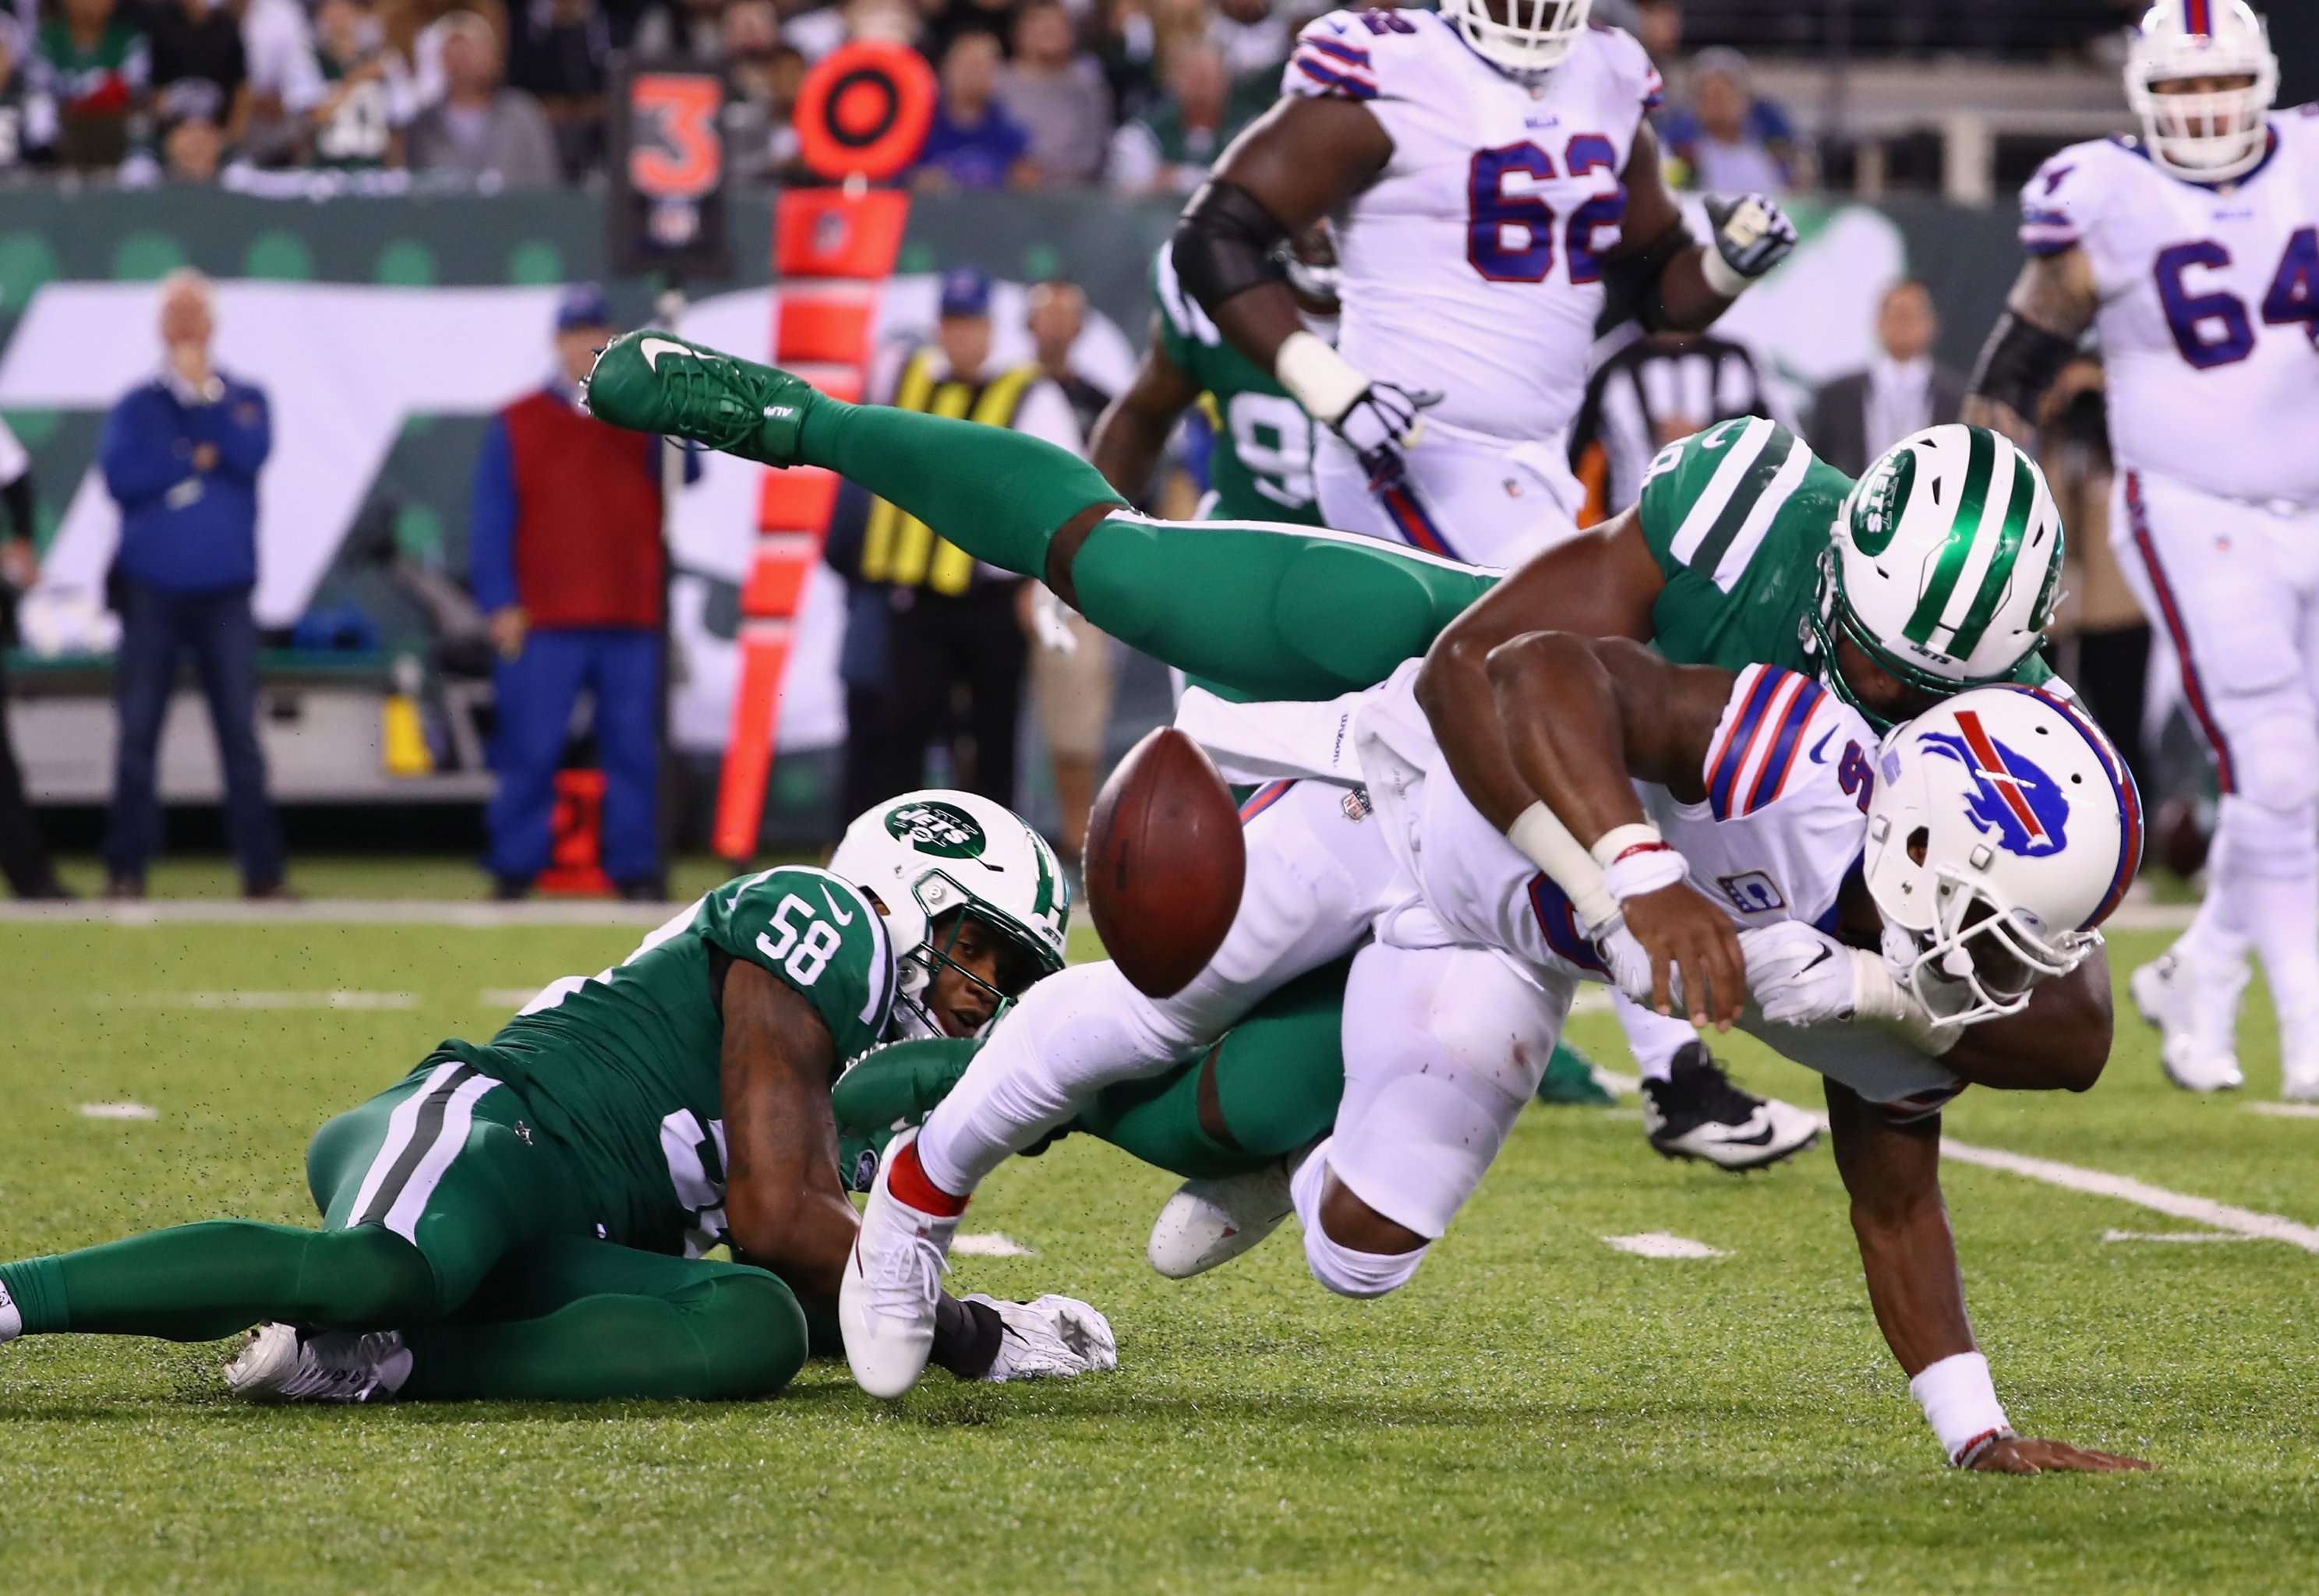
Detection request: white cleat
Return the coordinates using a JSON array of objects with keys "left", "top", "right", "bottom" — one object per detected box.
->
[
  {"left": 1147, "top": 1157, "right": 1299, "bottom": 1280},
  {"left": 2131, "top": 953, "right": 2245, "bottom": 1093},
  {"left": 1642, "top": 1046, "right": 1820, "bottom": 1172},
  {"left": 224, "top": 1322, "right": 412, "bottom": 1404},
  {"left": 838, "top": 1126, "right": 957, "bottom": 1399},
  {"left": 0, "top": 1278, "right": 21, "bottom": 1344}
]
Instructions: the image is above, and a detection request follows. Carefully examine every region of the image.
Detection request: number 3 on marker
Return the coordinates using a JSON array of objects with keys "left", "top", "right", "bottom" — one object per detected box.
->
[{"left": 630, "top": 74, "right": 723, "bottom": 200}]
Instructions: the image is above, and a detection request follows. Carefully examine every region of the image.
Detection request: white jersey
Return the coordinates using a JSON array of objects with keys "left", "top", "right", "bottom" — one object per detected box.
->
[
  {"left": 2022, "top": 110, "right": 2319, "bottom": 505},
  {"left": 1386, "top": 663, "right": 1875, "bottom": 976},
  {"left": 1284, "top": 11, "right": 1660, "bottom": 443}
]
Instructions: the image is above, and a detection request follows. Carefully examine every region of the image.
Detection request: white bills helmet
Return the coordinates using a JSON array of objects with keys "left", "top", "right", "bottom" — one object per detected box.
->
[
  {"left": 1864, "top": 687, "right": 2143, "bottom": 1026},
  {"left": 1438, "top": 0, "right": 1593, "bottom": 76},
  {"left": 1808, "top": 425, "right": 2064, "bottom": 725},
  {"left": 2126, "top": 0, "right": 2278, "bottom": 183},
  {"left": 827, "top": 790, "right": 1069, "bottom": 1039}
]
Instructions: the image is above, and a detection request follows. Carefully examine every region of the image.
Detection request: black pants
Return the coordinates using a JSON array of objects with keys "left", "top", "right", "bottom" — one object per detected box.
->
[
  {"left": 2069, "top": 624, "right": 2154, "bottom": 803},
  {"left": 880, "top": 582, "right": 1026, "bottom": 807},
  {"left": 0, "top": 654, "right": 62, "bottom": 896}
]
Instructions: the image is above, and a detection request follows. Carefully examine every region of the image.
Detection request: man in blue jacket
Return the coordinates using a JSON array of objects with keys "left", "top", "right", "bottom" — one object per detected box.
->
[{"left": 97, "top": 270, "right": 287, "bottom": 900}]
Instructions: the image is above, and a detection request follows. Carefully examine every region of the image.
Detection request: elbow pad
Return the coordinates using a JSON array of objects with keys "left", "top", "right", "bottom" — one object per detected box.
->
[
  {"left": 1967, "top": 312, "right": 2079, "bottom": 422},
  {"left": 1172, "top": 179, "right": 1291, "bottom": 314},
  {"left": 1600, "top": 218, "right": 1700, "bottom": 334}
]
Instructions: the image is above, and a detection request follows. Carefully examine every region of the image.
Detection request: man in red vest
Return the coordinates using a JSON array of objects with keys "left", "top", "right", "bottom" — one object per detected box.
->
[{"left": 470, "top": 284, "right": 696, "bottom": 900}]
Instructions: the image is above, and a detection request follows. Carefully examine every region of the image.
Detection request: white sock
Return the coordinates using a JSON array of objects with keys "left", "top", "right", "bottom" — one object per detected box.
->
[
  {"left": 2212, "top": 795, "right": 2319, "bottom": 1023},
  {"left": 1614, "top": 991, "right": 1698, "bottom": 1083},
  {"left": 917, "top": 962, "right": 1201, "bottom": 1197},
  {"left": 1289, "top": 1142, "right": 1428, "bottom": 1299}
]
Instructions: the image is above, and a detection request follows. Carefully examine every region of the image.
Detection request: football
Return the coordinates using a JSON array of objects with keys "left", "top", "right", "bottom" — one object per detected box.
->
[{"left": 1085, "top": 728, "right": 1246, "bottom": 998}]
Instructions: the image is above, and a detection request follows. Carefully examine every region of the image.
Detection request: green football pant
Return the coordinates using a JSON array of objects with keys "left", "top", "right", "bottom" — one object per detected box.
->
[
  {"left": 793, "top": 392, "right": 1498, "bottom": 701},
  {"left": 0, "top": 1058, "right": 807, "bottom": 1400}
]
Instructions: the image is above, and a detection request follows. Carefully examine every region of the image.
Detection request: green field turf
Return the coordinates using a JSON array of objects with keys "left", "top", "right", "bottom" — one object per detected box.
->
[{"left": 2, "top": 916, "right": 2316, "bottom": 1594}]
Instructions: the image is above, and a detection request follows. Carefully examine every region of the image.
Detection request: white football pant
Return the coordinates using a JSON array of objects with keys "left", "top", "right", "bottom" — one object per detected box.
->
[
  {"left": 914, "top": 778, "right": 1396, "bottom": 1198},
  {"left": 2112, "top": 468, "right": 2319, "bottom": 1036},
  {"left": 1313, "top": 419, "right": 1589, "bottom": 572},
  {"left": 1291, "top": 937, "right": 1573, "bottom": 1300}
]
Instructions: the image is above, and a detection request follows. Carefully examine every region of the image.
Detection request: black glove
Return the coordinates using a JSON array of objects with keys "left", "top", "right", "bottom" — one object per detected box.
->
[{"left": 1703, "top": 192, "right": 1799, "bottom": 291}]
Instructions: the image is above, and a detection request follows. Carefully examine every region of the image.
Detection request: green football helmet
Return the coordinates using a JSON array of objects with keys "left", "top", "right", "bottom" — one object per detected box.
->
[
  {"left": 827, "top": 790, "right": 1069, "bottom": 1040},
  {"left": 1805, "top": 425, "right": 2065, "bottom": 726}
]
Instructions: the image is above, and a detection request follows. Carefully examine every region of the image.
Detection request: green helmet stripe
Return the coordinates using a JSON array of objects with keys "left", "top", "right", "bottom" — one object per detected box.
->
[
  {"left": 1030, "top": 837, "right": 1056, "bottom": 921},
  {"left": 1901, "top": 427, "right": 1996, "bottom": 648},
  {"left": 1687, "top": 425, "right": 1796, "bottom": 576},
  {"left": 1945, "top": 453, "right": 2038, "bottom": 660}
]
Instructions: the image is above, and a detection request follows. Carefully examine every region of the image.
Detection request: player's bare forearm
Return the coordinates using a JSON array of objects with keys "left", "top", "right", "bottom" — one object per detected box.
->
[
  {"left": 1416, "top": 509, "right": 1664, "bottom": 829},
  {"left": 717, "top": 961, "right": 858, "bottom": 1304},
  {"left": 1651, "top": 249, "right": 1739, "bottom": 332},
  {"left": 1941, "top": 948, "right": 2112, "bottom": 1093},
  {"left": 1605, "top": 125, "right": 1735, "bottom": 332},
  {"left": 1088, "top": 327, "right": 1200, "bottom": 503},
  {"left": 1483, "top": 634, "right": 1725, "bottom": 829},
  {"left": 1826, "top": 1082, "right": 1974, "bottom": 1379},
  {"left": 1193, "top": 95, "right": 1390, "bottom": 369}
]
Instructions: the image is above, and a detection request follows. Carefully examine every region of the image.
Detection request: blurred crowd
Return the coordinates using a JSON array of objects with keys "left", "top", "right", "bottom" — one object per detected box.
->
[{"left": 0, "top": 0, "right": 2150, "bottom": 192}]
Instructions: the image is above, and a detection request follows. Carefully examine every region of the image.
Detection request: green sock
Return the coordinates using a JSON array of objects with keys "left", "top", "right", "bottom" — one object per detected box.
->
[
  {"left": 401, "top": 1272, "right": 807, "bottom": 1402},
  {"left": 0, "top": 1220, "right": 436, "bottom": 1343},
  {"left": 795, "top": 395, "right": 1123, "bottom": 581}
]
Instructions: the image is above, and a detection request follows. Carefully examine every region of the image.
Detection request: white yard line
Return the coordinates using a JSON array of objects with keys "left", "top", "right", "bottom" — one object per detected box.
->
[
  {"left": 77, "top": 1102, "right": 157, "bottom": 1120},
  {"left": 2247, "top": 1102, "right": 2319, "bottom": 1121},
  {"left": 953, "top": 1233, "right": 1036, "bottom": 1258},
  {"left": 2101, "top": 1229, "right": 2254, "bottom": 1244},
  {"left": 93, "top": 990, "right": 419, "bottom": 1010},
  {"left": 0, "top": 900, "right": 672, "bottom": 927},
  {"left": 1603, "top": 1232, "right": 1727, "bottom": 1259},
  {"left": 1588, "top": 1065, "right": 2319, "bottom": 1252}
]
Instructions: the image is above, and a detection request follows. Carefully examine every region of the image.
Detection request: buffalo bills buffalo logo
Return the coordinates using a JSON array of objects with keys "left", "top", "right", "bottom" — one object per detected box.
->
[{"left": 1921, "top": 711, "right": 2070, "bottom": 858}]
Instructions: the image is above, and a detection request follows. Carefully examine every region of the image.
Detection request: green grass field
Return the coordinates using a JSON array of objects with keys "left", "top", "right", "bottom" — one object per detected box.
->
[{"left": 2, "top": 909, "right": 2316, "bottom": 1594}]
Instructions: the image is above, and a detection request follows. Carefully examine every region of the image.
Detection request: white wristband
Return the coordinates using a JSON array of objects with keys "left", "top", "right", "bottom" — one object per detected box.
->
[
  {"left": 1589, "top": 823, "right": 1666, "bottom": 870},
  {"left": 1601, "top": 846, "right": 1688, "bottom": 906},
  {"left": 1506, "top": 801, "right": 1617, "bottom": 933},
  {"left": 1910, "top": 1351, "right": 2012, "bottom": 1467},
  {"left": 1848, "top": 949, "right": 1964, "bottom": 1057},
  {"left": 1699, "top": 242, "right": 1752, "bottom": 300},
  {"left": 1274, "top": 330, "right": 1369, "bottom": 425}
]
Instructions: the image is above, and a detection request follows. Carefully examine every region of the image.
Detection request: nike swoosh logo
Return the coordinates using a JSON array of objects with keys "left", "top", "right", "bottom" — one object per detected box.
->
[
  {"left": 821, "top": 887, "right": 855, "bottom": 926},
  {"left": 1808, "top": 728, "right": 1836, "bottom": 764},
  {"left": 1719, "top": 1124, "right": 1778, "bottom": 1146},
  {"left": 639, "top": 336, "right": 691, "bottom": 372},
  {"left": 1800, "top": 945, "right": 1833, "bottom": 974}
]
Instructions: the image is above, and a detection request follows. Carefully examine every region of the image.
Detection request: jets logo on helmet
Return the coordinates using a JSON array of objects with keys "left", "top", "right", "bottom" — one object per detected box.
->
[
  {"left": 2126, "top": 0, "right": 2278, "bottom": 183},
  {"left": 886, "top": 800, "right": 987, "bottom": 860},
  {"left": 828, "top": 789, "right": 1069, "bottom": 1040},
  {"left": 1921, "top": 711, "right": 2071, "bottom": 859},
  {"left": 1809, "top": 425, "right": 2064, "bottom": 723}
]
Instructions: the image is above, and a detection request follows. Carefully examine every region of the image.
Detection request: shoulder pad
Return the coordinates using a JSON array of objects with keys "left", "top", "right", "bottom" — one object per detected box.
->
[{"left": 1705, "top": 665, "right": 1868, "bottom": 822}]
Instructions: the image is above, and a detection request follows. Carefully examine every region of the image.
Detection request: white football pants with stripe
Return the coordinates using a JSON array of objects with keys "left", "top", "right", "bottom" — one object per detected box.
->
[{"left": 2113, "top": 467, "right": 2319, "bottom": 1038}]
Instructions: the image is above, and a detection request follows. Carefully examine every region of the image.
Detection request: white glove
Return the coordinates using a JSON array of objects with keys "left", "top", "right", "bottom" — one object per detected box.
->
[
  {"left": 1274, "top": 330, "right": 1440, "bottom": 489},
  {"left": 1028, "top": 585, "right": 1080, "bottom": 655},
  {"left": 1701, "top": 192, "right": 1800, "bottom": 297},
  {"left": 1596, "top": 920, "right": 1676, "bottom": 1011},
  {"left": 968, "top": 1294, "right": 1119, "bottom": 1382},
  {"left": 1739, "top": 920, "right": 1858, "bottom": 1027}
]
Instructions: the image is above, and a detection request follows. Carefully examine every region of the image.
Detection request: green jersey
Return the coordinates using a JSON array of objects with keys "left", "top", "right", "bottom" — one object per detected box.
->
[
  {"left": 468, "top": 867, "right": 894, "bottom": 1256},
  {"left": 1151, "top": 246, "right": 1326, "bottom": 527},
  {"left": 1636, "top": 416, "right": 2056, "bottom": 689}
]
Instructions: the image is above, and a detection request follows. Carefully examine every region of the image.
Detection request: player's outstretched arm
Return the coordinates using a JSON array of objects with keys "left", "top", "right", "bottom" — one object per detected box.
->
[
  {"left": 1416, "top": 505, "right": 1665, "bottom": 831},
  {"left": 1826, "top": 1080, "right": 2150, "bottom": 1474},
  {"left": 1963, "top": 249, "right": 2098, "bottom": 448},
  {"left": 1483, "top": 632, "right": 1746, "bottom": 1026},
  {"left": 1941, "top": 943, "right": 2113, "bottom": 1093},
  {"left": 1087, "top": 317, "right": 1204, "bottom": 505},
  {"left": 717, "top": 960, "right": 859, "bottom": 1306}
]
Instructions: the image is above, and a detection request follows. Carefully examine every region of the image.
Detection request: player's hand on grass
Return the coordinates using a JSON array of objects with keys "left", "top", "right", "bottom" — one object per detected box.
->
[
  {"left": 1621, "top": 884, "right": 1746, "bottom": 1029},
  {"left": 969, "top": 1294, "right": 1118, "bottom": 1382},
  {"left": 1967, "top": 1435, "right": 2152, "bottom": 1475}
]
